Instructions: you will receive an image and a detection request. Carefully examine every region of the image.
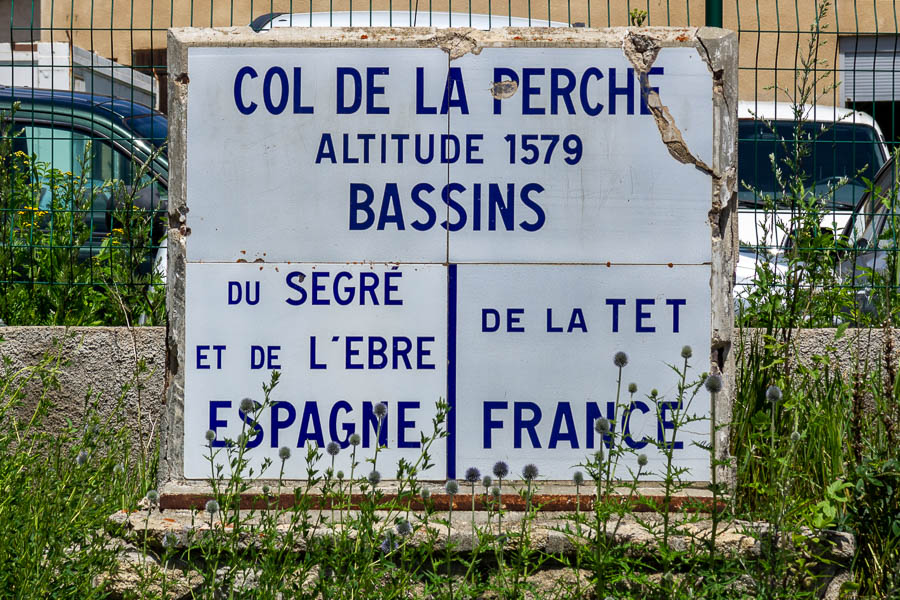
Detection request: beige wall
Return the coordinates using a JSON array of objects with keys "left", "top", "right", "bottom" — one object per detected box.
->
[{"left": 27, "top": 0, "right": 898, "bottom": 103}]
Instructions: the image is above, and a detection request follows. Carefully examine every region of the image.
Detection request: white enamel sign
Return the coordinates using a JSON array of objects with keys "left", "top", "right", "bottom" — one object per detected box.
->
[{"left": 181, "top": 44, "right": 715, "bottom": 481}]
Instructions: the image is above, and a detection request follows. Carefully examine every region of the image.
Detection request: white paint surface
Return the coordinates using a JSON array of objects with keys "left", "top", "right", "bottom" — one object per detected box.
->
[{"left": 182, "top": 44, "right": 716, "bottom": 480}]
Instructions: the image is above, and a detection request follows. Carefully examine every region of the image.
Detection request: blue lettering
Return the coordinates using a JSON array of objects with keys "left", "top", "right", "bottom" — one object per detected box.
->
[
  {"left": 329, "top": 401, "right": 354, "bottom": 447},
  {"left": 483, "top": 401, "right": 507, "bottom": 448},
  {"left": 550, "top": 68, "right": 576, "bottom": 114},
  {"left": 397, "top": 401, "right": 420, "bottom": 448},
  {"left": 271, "top": 401, "right": 297, "bottom": 447},
  {"left": 297, "top": 401, "right": 325, "bottom": 447},
  {"left": 636, "top": 298, "right": 655, "bottom": 332},
  {"left": 292, "top": 67, "right": 314, "bottom": 114},
  {"left": 263, "top": 66, "right": 289, "bottom": 114},
  {"left": 349, "top": 183, "right": 375, "bottom": 230},
  {"left": 492, "top": 67, "right": 519, "bottom": 114},
  {"left": 239, "top": 401, "right": 263, "bottom": 449},
  {"left": 639, "top": 67, "right": 664, "bottom": 115},
  {"left": 440, "top": 67, "right": 469, "bottom": 114},
  {"left": 233, "top": 66, "right": 258, "bottom": 115},
  {"left": 285, "top": 271, "right": 307, "bottom": 305},
  {"left": 336, "top": 67, "right": 362, "bottom": 114},
  {"left": 366, "top": 67, "right": 390, "bottom": 114},
  {"left": 606, "top": 298, "right": 626, "bottom": 332},
  {"left": 580, "top": 67, "right": 604, "bottom": 116},
  {"left": 514, "top": 401, "right": 542, "bottom": 448},
  {"left": 209, "top": 400, "right": 230, "bottom": 448},
  {"left": 609, "top": 67, "right": 635, "bottom": 115},
  {"left": 315, "top": 134, "right": 337, "bottom": 164},
  {"left": 623, "top": 400, "right": 651, "bottom": 449},
  {"left": 521, "top": 67, "right": 545, "bottom": 115},
  {"left": 362, "top": 401, "right": 388, "bottom": 447},
  {"left": 548, "top": 402, "right": 578, "bottom": 448},
  {"left": 415, "top": 67, "right": 437, "bottom": 114},
  {"left": 667, "top": 298, "right": 686, "bottom": 333}
]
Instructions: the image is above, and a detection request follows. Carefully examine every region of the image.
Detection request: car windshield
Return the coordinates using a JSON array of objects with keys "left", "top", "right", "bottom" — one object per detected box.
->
[
  {"left": 124, "top": 114, "right": 168, "bottom": 156},
  {"left": 738, "top": 119, "right": 884, "bottom": 211}
]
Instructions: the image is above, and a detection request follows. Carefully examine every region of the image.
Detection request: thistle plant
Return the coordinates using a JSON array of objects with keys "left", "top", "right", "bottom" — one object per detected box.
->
[
  {"left": 492, "top": 460, "right": 509, "bottom": 535},
  {"left": 445, "top": 478, "right": 459, "bottom": 599},
  {"left": 465, "top": 466, "right": 480, "bottom": 533}
]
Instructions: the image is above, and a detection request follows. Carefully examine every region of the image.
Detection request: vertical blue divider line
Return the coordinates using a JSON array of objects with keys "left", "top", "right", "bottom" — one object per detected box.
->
[{"left": 447, "top": 263, "right": 457, "bottom": 480}]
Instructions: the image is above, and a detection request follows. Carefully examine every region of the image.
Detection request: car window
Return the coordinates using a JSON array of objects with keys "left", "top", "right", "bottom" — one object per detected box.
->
[
  {"left": 14, "top": 123, "right": 168, "bottom": 248},
  {"left": 123, "top": 114, "right": 168, "bottom": 156},
  {"left": 19, "top": 124, "right": 133, "bottom": 184},
  {"left": 738, "top": 120, "right": 885, "bottom": 211}
]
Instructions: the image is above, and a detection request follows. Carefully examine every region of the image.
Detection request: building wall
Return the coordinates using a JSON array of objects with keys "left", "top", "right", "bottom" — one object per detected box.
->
[{"left": 0, "top": 0, "right": 42, "bottom": 43}]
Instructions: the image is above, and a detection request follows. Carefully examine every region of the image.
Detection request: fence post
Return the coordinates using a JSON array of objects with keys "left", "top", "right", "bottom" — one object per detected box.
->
[{"left": 705, "top": 0, "right": 723, "bottom": 27}]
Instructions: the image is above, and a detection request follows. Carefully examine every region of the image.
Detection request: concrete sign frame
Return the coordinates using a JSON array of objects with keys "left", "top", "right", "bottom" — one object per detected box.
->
[{"left": 161, "top": 25, "right": 737, "bottom": 497}]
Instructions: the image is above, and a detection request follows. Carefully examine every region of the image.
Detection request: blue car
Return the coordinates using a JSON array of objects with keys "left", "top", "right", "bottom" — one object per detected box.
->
[{"left": 0, "top": 85, "right": 168, "bottom": 270}]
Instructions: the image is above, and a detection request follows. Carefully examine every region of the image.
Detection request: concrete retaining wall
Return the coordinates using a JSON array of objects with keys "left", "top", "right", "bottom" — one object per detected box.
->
[
  {"left": 0, "top": 325, "right": 895, "bottom": 460},
  {"left": 0, "top": 327, "right": 166, "bottom": 457}
]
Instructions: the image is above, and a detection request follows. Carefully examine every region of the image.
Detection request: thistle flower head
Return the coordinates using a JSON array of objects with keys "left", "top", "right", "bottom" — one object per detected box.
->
[
  {"left": 145, "top": 489, "right": 159, "bottom": 505},
  {"left": 492, "top": 486, "right": 501, "bottom": 498},
  {"left": 628, "top": 382, "right": 638, "bottom": 394},
  {"left": 637, "top": 453, "right": 648, "bottom": 467},
  {"left": 595, "top": 417, "right": 611, "bottom": 434},
  {"left": 162, "top": 532, "right": 177, "bottom": 549},
  {"left": 681, "top": 345, "right": 693, "bottom": 359},
  {"left": 650, "top": 389, "right": 659, "bottom": 399},
  {"left": 445, "top": 479, "right": 459, "bottom": 495},
  {"left": 705, "top": 373, "right": 723, "bottom": 394},
  {"left": 573, "top": 471, "right": 584, "bottom": 486},
  {"left": 373, "top": 402, "right": 388, "bottom": 419},
  {"left": 336, "top": 470, "right": 345, "bottom": 480},
  {"left": 482, "top": 475, "right": 492, "bottom": 489},
  {"left": 326, "top": 441, "right": 341, "bottom": 457},
  {"left": 522, "top": 464, "right": 539, "bottom": 481},
  {"left": 206, "top": 499, "right": 219, "bottom": 514},
  {"left": 790, "top": 431, "right": 801, "bottom": 443},
  {"left": 368, "top": 470, "right": 381, "bottom": 486},
  {"left": 204, "top": 429, "right": 216, "bottom": 442},
  {"left": 262, "top": 484, "right": 271, "bottom": 496},
  {"left": 492, "top": 461, "right": 509, "bottom": 479},
  {"left": 349, "top": 433, "right": 361, "bottom": 447},
  {"left": 613, "top": 351, "right": 629, "bottom": 368},
  {"left": 420, "top": 488, "right": 431, "bottom": 500},
  {"left": 379, "top": 534, "right": 397, "bottom": 554},
  {"left": 766, "top": 385, "right": 783, "bottom": 404},
  {"left": 239, "top": 397, "right": 255, "bottom": 413},
  {"left": 396, "top": 520, "right": 412, "bottom": 536},
  {"left": 464, "top": 467, "right": 481, "bottom": 484},
  {"left": 76, "top": 450, "right": 88, "bottom": 466},
  {"left": 279, "top": 446, "right": 291, "bottom": 461}
]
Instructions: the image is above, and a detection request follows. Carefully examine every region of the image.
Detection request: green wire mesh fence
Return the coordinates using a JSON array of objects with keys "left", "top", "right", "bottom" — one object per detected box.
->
[{"left": 1, "top": 0, "right": 898, "bottom": 326}]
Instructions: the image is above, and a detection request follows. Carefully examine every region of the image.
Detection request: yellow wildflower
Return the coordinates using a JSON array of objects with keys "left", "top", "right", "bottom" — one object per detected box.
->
[{"left": 112, "top": 227, "right": 124, "bottom": 235}]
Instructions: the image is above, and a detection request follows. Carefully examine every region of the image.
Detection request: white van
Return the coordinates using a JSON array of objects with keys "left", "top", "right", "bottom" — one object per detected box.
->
[{"left": 735, "top": 101, "right": 889, "bottom": 293}]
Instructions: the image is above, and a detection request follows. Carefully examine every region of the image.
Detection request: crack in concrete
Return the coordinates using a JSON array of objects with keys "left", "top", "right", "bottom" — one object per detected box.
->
[
  {"left": 696, "top": 35, "right": 729, "bottom": 114},
  {"left": 622, "top": 32, "right": 719, "bottom": 179}
]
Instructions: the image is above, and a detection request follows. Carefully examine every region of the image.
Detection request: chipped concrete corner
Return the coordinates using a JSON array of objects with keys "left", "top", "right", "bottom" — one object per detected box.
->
[{"left": 162, "top": 26, "right": 738, "bottom": 493}]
